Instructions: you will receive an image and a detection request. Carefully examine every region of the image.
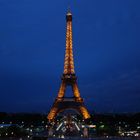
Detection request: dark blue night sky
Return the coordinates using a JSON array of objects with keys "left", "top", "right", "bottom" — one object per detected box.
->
[{"left": 0, "top": 0, "right": 140, "bottom": 113}]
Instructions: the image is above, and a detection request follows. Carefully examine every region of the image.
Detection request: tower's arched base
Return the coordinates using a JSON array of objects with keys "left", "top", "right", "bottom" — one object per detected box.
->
[{"left": 47, "top": 97, "right": 90, "bottom": 121}]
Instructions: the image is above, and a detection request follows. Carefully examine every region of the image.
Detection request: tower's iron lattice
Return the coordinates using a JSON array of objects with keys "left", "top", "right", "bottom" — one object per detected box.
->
[{"left": 47, "top": 11, "right": 91, "bottom": 121}]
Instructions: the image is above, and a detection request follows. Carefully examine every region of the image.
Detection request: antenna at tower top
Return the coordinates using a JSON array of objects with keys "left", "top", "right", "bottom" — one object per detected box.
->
[
  {"left": 66, "top": 6, "right": 72, "bottom": 21},
  {"left": 67, "top": 5, "right": 72, "bottom": 15},
  {"left": 68, "top": 5, "right": 71, "bottom": 12}
]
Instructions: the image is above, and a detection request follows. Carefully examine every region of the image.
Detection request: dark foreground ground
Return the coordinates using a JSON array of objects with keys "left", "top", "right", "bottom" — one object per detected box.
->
[{"left": 0, "top": 138, "right": 140, "bottom": 140}]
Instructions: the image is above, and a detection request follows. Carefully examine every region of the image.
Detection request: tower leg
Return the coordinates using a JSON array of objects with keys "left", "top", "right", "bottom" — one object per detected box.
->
[
  {"left": 72, "top": 83, "right": 82, "bottom": 101},
  {"left": 79, "top": 106, "right": 91, "bottom": 119},
  {"left": 57, "top": 82, "right": 66, "bottom": 98},
  {"left": 47, "top": 107, "right": 58, "bottom": 121}
]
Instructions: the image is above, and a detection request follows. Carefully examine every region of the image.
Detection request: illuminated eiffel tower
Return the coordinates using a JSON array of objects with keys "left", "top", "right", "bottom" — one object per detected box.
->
[{"left": 47, "top": 11, "right": 90, "bottom": 121}]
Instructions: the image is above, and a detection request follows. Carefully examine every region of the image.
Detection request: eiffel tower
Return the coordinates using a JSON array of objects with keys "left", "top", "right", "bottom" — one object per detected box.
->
[{"left": 47, "top": 11, "right": 91, "bottom": 121}]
